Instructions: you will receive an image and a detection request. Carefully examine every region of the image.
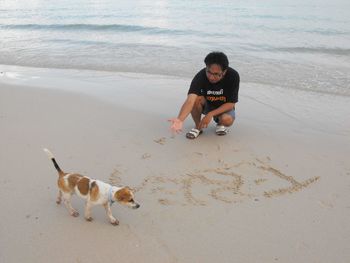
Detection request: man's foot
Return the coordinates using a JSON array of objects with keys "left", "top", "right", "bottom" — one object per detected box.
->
[
  {"left": 215, "top": 125, "right": 229, "bottom": 136},
  {"left": 186, "top": 128, "right": 203, "bottom": 139}
]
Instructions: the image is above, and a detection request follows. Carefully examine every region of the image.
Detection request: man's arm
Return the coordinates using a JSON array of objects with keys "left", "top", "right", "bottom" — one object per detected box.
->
[
  {"left": 177, "top": 94, "right": 198, "bottom": 121},
  {"left": 169, "top": 93, "right": 198, "bottom": 133}
]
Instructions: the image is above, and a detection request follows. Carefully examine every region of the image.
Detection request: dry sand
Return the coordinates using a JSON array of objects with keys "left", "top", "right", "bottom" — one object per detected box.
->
[{"left": 1, "top": 66, "right": 350, "bottom": 263}]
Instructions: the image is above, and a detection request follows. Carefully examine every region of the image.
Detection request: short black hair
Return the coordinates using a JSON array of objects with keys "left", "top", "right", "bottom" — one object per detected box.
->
[{"left": 204, "top": 52, "right": 229, "bottom": 71}]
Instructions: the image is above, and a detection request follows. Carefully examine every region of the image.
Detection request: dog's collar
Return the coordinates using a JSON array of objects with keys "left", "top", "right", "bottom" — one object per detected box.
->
[{"left": 108, "top": 187, "right": 115, "bottom": 206}]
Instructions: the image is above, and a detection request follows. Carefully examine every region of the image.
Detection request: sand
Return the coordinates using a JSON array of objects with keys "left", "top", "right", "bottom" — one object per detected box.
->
[{"left": 1, "top": 65, "right": 350, "bottom": 263}]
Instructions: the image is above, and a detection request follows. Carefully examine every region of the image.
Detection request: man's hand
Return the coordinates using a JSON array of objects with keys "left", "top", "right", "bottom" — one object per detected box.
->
[
  {"left": 198, "top": 113, "right": 213, "bottom": 130},
  {"left": 168, "top": 118, "right": 183, "bottom": 134}
]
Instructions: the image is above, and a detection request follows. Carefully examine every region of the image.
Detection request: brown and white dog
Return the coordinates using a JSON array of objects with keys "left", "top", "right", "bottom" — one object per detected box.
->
[{"left": 43, "top": 148, "right": 140, "bottom": 225}]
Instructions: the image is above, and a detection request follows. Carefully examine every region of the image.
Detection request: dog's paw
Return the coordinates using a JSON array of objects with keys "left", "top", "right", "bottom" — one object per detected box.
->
[
  {"left": 110, "top": 219, "right": 119, "bottom": 226},
  {"left": 71, "top": 211, "right": 80, "bottom": 217},
  {"left": 85, "top": 217, "right": 93, "bottom": 222}
]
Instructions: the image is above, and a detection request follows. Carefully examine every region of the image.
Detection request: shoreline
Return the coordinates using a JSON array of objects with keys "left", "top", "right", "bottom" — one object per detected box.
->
[
  {"left": 1, "top": 66, "right": 350, "bottom": 262},
  {"left": 1, "top": 63, "right": 350, "bottom": 98}
]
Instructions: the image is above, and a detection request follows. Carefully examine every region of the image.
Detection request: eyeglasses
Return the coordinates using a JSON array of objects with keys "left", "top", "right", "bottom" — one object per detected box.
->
[{"left": 206, "top": 68, "right": 224, "bottom": 78}]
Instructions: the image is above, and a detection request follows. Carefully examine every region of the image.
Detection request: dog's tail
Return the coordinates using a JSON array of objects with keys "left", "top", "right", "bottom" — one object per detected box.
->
[{"left": 43, "top": 148, "right": 64, "bottom": 175}]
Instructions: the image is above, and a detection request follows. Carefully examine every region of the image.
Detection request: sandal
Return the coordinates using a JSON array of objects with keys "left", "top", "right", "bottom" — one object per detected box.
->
[
  {"left": 215, "top": 125, "right": 229, "bottom": 136},
  {"left": 186, "top": 128, "right": 203, "bottom": 139}
]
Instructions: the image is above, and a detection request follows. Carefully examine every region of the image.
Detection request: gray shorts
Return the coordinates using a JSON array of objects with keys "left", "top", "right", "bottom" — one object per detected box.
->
[{"left": 203, "top": 103, "right": 236, "bottom": 124}]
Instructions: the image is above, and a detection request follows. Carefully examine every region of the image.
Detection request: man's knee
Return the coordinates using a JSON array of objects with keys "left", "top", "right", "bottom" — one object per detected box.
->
[{"left": 219, "top": 114, "right": 234, "bottom": 126}]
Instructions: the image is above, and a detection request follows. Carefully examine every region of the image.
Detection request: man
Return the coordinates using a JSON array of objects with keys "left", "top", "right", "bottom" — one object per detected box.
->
[{"left": 169, "top": 52, "right": 240, "bottom": 139}]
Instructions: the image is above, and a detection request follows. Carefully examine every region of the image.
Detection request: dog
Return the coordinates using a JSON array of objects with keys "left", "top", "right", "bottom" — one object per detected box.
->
[{"left": 43, "top": 148, "right": 140, "bottom": 225}]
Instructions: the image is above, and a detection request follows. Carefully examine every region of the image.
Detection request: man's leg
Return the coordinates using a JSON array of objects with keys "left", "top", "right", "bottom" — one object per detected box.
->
[
  {"left": 215, "top": 108, "right": 235, "bottom": 127},
  {"left": 215, "top": 111, "right": 235, "bottom": 136},
  {"left": 217, "top": 113, "right": 235, "bottom": 127},
  {"left": 191, "top": 96, "right": 206, "bottom": 129}
]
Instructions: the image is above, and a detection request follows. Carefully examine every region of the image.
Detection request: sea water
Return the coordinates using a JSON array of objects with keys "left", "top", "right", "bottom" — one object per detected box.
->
[{"left": 0, "top": 0, "right": 349, "bottom": 96}]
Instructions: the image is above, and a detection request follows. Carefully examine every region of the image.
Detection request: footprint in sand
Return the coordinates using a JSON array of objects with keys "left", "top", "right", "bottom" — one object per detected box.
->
[
  {"left": 154, "top": 137, "right": 166, "bottom": 145},
  {"left": 142, "top": 153, "right": 151, "bottom": 159},
  {"left": 254, "top": 178, "right": 268, "bottom": 185},
  {"left": 109, "top": 168, "right": 123, "bottom": 186}
]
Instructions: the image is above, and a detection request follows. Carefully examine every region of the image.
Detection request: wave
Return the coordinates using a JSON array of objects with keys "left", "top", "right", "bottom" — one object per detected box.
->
[
  {"left": 241, "top": 23, "right": 348, "bottom": 36},
  {"left": 0, "top": 23, "right": 191, "bottom": 35},
  {"left": 274, "top": 47, "right": 350, "bottom": 56},
  {"left": 244, "top": 43, "right": 350, "bottom": 56}
]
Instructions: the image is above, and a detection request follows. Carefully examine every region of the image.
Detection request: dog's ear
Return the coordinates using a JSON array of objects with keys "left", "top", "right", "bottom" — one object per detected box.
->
[
  {"left": 122, "top": 186, "right": 135, "bottom": 192},
  {"left": 125, "top": 186, "right": 133, "bottom": 191},
  {"left": 115, "top": 187, "right": 133, "bottom": 202}
]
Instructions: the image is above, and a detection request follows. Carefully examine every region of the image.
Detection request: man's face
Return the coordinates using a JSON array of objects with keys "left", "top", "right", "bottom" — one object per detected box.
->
[{"left": 205, "top": 64, "right": 226, "bottom": 84}]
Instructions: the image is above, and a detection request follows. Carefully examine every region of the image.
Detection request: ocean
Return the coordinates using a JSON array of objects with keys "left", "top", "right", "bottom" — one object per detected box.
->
[{"left": 0, "top": 0, "right": 349, "bottom": 96}]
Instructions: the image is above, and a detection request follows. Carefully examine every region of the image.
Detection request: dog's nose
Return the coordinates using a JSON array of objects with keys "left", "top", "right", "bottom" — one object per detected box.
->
[{"left": 134, "top": 203, "right": 140, "bottom": 209}]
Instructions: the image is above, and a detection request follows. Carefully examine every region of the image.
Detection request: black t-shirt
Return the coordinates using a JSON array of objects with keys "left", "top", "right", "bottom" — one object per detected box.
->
[{"left": 188, "top": 67, "right": 240, "bottom": 109}]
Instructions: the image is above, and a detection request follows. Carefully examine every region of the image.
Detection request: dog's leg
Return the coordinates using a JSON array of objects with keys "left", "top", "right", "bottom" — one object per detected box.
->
[
  {"left": 62, "top": 193, "right": 79, "bottom": 217},
  {"left": 84, "top": 201, "right": 93, "bottom": 222},
  {"left": 56, "top": 190, "right": 62, "bottom": 204},
  {"left": 103, "top": 203, "right": 119, "bottom": 225}
]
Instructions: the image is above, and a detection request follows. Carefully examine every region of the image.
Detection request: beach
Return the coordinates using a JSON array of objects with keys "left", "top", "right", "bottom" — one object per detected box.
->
[{"left": 1, "top": 66, "right": 350, "bottom": 262}]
